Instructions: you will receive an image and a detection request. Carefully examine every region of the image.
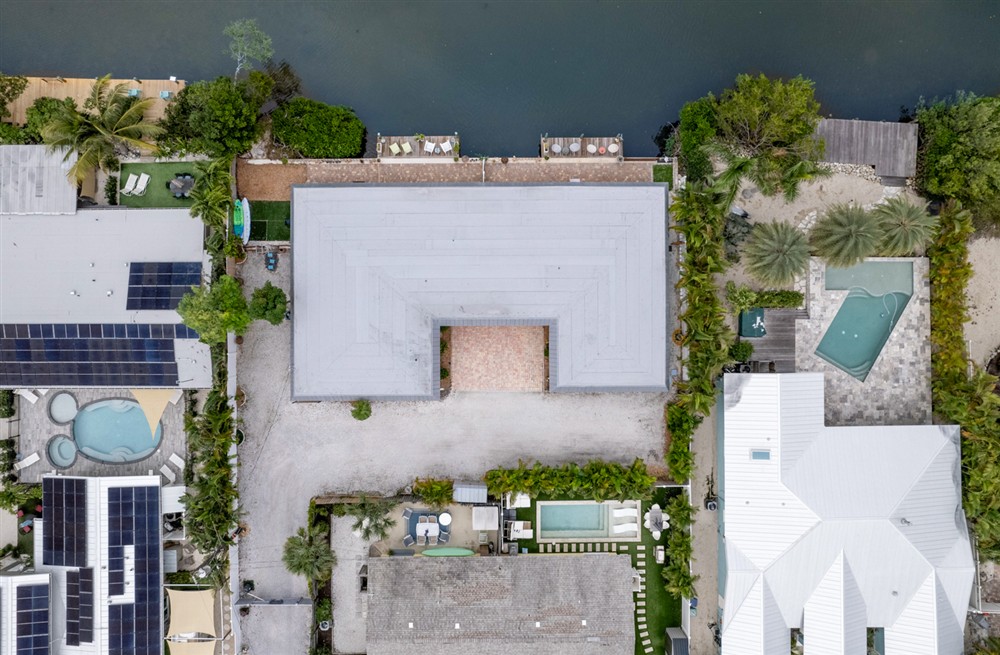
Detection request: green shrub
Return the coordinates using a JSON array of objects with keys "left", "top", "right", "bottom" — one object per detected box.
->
[
  {"left": 440, "top": 367, "right": 450, "bottom": 379},
  {"left": 725, "top": 282, "right": 804, "bottom": 313},
  {"left": 723, "top": 211, "right": 752, "bottom": 262},
  {"left": 315, "top": 598, "right": 333, "bottom": 624},
  {"left": 484, "top": 459, "right": 655, "bottom": 502},
  {"left": 104, "top": 175, "right": 118, "bottom": 206},
  {"left": 24, "top": 97, "right": 76, "bottom": 143},
  {"left": 249, "top": 281, "right": 288, "bottom": 325},
  {"left": 412, "top": 478, "right": 454, "bottom": 510},
  {"left": 177, "top": 275, "right": 251, "bottom": 344},
  {"left": 0, "top": 122, "right": 26, "bottom": 145},
  {"left": 271, "top": 98, "right": 365, "bottom": 159},
  {"left": 678, "top": 96, "right": 717, "bottom": 182},
  {"left": 0, "top": 391, "right": 14, "bottom": 419},
  {"left": 729, "top": 341, "right": 754, "bottom": 362},
  {"left": 351, "top": 399, "right": 372, "bottom": 421}
]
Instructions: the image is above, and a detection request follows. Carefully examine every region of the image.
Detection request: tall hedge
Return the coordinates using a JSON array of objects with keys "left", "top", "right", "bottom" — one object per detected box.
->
[{"left": 271, "top": 97, "right": 365, "bottom": 159}]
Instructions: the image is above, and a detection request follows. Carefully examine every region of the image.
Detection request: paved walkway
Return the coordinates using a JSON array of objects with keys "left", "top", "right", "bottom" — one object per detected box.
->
[{"left": 689, "top": 406, "right": 719, "bottom": 655}]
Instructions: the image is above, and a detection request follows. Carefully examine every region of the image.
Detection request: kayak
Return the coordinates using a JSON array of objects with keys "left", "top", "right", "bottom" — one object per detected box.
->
[
  {"left": 241, "top": 197, "right": 251, "bottom": 245},
  {"left": 232, "top": 200, "right": 245, "bottom": 240}
]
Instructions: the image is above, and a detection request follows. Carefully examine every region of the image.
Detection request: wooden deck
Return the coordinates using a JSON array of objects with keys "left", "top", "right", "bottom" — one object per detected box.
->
[
  {"left": 540, "top": 135, "right": 623, "bottom": 159},
  {"left": 741, "top": 309, "right": 806, "bottom": 373},
  {"left": 5, "top": 76, "right": 186, "bottom": 125},
  {"left": 816, "top": 118, "right": 917, "bottom": 179},
  {"left": 377, "top": 133, "right": 460, "bottom": 159}
]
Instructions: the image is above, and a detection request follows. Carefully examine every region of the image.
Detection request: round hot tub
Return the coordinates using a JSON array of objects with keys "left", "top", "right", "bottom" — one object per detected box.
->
[
  {"left": 46, "top": 435, "right": 78, "bottom": 468},
  {"left": 48, "top": 392, "right": 79, "bottom": 424}
]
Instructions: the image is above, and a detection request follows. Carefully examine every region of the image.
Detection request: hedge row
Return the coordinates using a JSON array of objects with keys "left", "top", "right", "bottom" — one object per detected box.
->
[{"left": 484, "top": 459, "right": 655, "bottom": 503}]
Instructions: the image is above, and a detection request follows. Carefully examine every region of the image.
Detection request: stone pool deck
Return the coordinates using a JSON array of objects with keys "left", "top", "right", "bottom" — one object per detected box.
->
[
  {"left": 795, "top": 258, "right": 931, "bottom": 426},
  {"left": 16, "top": 388, "right": 187, "bottom": 483}
]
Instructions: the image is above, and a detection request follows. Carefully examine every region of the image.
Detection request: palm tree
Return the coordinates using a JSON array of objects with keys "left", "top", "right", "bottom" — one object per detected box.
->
[
  {"left": 810, "top": 204, "right": 883, "bottom": 268},
  {"left": 742, "top": 221, "right": 810, "bottom": 286},
  {"left": 346, "top": 495, "right": 397, "bottom": 542},
  {"left": 283, "top": 524, "right": 336, "bottom": 582},
  {"left": 42, "top": 75, "right": 163, "bottom": 184},
  {"left": 872, "top": 196, "right": 937, "bottom": 256}
]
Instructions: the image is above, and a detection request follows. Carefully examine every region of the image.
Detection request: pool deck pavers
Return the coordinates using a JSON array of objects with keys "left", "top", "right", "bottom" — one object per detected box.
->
[
  {"left": 795, "top": 257, "right": 931, "bottom": 426},
  {"left": 16, "top": 387, "right": 187, "bottom": 483}
]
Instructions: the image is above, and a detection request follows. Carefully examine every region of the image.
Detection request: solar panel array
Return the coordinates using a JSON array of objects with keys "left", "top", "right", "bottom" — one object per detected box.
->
[
  {"left": 65, "top": 568, "right": 94, "bottom": 646},
  {"left": 126, "top": 262, "right": 202, "bottom": 310},
  {"left": 41, "top": 478, "right": 87, "bottom": 567},
  {"left": 107, "top": 485, "right": 161, "bottom": 655},
  {"left": 0, "top": 323, "right": 198, "bottom": 387},
  {"left": 16, "top": 584, "right": 49, "bottom": 655}
]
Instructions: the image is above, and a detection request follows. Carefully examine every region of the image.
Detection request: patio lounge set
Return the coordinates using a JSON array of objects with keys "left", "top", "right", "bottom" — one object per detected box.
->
[
  {"left": 119, "top": 172, "right": 151, "bottom": 198},
  {"left": 400, "top": 507, "right": 452, "bottom": 547}
]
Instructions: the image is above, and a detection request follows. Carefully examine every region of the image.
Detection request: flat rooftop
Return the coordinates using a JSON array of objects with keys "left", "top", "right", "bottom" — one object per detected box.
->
[
  {"left": 0, "top": 145, "right": 77, "bottom": 215},
  {"left": 291, "top": 184, "right": 669, "bottom": 400}
]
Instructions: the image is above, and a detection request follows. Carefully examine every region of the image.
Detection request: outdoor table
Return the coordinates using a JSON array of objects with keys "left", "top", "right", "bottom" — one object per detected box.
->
[
  {"left": 587, "top": 143, "right": 598, "bottom": 154},
  {"left": 415, "top": 523, "right": 440, "bottom": 538},
  {"left": 569, "top": 142, "right": 581, "bottom": 153},
  {"left": 170, "top": 176, "right": 195, "bottom": 197},
  {"left": 551, "top": 143, "right": 562, "bottom": 154},
  {"left": 608, "top": 142, "right": 620, "bottom": 154},
  {"left": 439, "top": 512, "right": 452, "bottom": 527}
]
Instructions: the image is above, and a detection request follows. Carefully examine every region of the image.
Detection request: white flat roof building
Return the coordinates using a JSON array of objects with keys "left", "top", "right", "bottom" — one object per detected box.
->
[
  {"left": 291, "top": 184, "right": 669, "bottom": 400},
  {"left": 720, "top": 373, "right": 974, "bottom": 655},
  {"left": 0, "top": 145, "right": 77, "bottom": 215}
]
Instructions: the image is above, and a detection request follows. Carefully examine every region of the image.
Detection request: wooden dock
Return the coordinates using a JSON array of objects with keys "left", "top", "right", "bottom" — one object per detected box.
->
[
  {"left": 540, "top": 135, "right": 623, "bottom": 159},
  {"left": 742, "top": 309, "right": 806, "bottom": 373},
  {"left": 815, "top": 118, "right": 917, "bottom": 179},
  {"left": 377, "top": 133, "right": 460, "bottom": 159},
  {"left": 5, "top": 76, "right": 186, "bottom": 125}
]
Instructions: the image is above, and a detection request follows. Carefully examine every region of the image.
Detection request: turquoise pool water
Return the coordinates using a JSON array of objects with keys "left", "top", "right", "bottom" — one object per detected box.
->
[
  {"left": 538, "top": 502, "right": 609, "bottom": 540},
  {"left": 72, "top": 399, "right": 162, "bottom": 463},
  {"left": 816, "top": 262, "right": 913, "bottom": 381}
]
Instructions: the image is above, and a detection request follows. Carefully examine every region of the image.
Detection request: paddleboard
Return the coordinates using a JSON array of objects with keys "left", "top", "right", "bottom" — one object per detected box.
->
[
  {"left": 232, "top": 201, "right": 245, "bottom": 240},
  {"left": 241, "top": 197, "right": 251, "bottom": 245}
]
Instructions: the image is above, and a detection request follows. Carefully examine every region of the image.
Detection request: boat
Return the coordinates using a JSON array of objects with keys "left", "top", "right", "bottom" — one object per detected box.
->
[{"left": 241, "top": 197, "right": 251, "bottom": 245}]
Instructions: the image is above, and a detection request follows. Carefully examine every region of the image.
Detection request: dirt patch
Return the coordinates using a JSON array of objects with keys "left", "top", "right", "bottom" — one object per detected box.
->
[
  {"left": 236, "top": 159, "right": 308, "bottom": 200},
  {"left": 967, "top": 236, "right": 1000, "bottom": 366}
]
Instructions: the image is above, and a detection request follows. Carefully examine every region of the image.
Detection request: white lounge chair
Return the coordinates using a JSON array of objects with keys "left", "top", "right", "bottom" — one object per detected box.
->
[
  {"left": 169, "top": 453, "right": 186, "bottom": 471},
  {"left": 14, "top": 452, "right": 40, "bottom": 471},
  {"left": 401, "top": 141, "right": 413, "bottom": 155},
  {"left": 441, "top": 139, "right": 453, "bottom": 154},
  {"left": 423, "top": 140, "right": 436, "bottom": 154},
  {"left": 132, "top": 173, "right": 151, "bottom": 196},
  {"left": 35, "top": 388, "right": 49, "bottom": 397},
  {"left": 389, "top": 143, "right": 401, "bottom": 156},
  {"left": 14, "top": 389, "right": 37, "bottom": 404},
  {"left": 613, "top": 507, "right": 639, "bottom": 519},
  {"left": 612, "top": 522, "right": 638, "bottom": 535},
  {"left": 120, "top": 173, "right": 139, "bottom": 196},
  {"left": 160, "top": 464, "right": 177, "bottom": 484}
]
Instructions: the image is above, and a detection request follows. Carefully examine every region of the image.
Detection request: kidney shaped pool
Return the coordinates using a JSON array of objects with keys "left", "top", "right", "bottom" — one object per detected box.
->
[{"left": 72, "top": 399, "right": 162, "bottom": 463}]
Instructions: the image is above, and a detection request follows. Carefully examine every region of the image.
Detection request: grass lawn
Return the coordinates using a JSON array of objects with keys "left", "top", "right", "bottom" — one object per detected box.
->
[
  {"left": 653, "top": 163, "right": 674, "bottom": 189},
  {"left": 514, "top": 487, "right": 683, "bottom": 654},
  {"left": 248, "top": 201, "right": 291, "bottom": 241},
  {"left": 119, "top": 162, "right": 196, "bottom": 209}
]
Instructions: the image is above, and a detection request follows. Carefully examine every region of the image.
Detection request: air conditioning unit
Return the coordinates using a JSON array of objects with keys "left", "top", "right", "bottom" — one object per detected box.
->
[{"left": 705, "top": 498, "right": 719, "bottom": 512}]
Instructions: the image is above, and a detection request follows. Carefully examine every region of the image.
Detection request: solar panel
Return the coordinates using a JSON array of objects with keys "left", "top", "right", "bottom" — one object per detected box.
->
[
  {"left": 0, "top": 323, "right": 197, "bottom": 387},
  {"left": 41, "top": 478, "right": 87, "bottom": 567},
  {"left": 126, "top": 262, "right": 202, "bottom": 310},
  {"left": 64, "top": 568, "right": 93, "bottom": 646},
  {"left": 15, "top": 584, "right": 48, "bottom": 655},
  {"left": 107, "top": 485, "right": 161, "bottom": 655}
]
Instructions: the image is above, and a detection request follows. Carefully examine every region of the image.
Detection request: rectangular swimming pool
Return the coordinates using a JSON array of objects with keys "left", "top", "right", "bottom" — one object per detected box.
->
[{"left": 536, "top": 500, "right": 640, "bottom": 542}]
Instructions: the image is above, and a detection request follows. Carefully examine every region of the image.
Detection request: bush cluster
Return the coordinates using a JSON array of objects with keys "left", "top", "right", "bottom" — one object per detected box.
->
[
  {"left": 729, "top": 341, "right": 754, "bottom": 363},
  {"left": 677, "top": 96, "right": 717, "bottom": 183},
  {"left": 0, "top": 391, "right": 14, "bottom": 419},
  {"left": 412, "top": 478, "right": 454, "bottom": 510},
  {"left": 484, "top": 459, "right": 655, "bottom": 503},
  {"left": 927, "top": 202, "right": 1000, "bottom": 556},
  {"left": 661, "top": 494, "right": 698, "bottom": 598},
  {"left": 724, "top": 282, "right": 804, "bottom": 314},
  {"left": 351, "top": 399, "right": 372, "bottom": 421},
  {"left": 271, "top": 98, "right": 365, "bottom": 159}
]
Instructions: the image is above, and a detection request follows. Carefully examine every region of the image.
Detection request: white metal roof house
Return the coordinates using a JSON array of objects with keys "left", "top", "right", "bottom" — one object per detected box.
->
[
  {"left": 291, "top": 184, "right": 669, "bottom": 400},
  {"left": 719, "top": 373, "right": 974, "bottom": 655},
  {"left": 0, "top": 145, "right": 212, "bottom": 389}
]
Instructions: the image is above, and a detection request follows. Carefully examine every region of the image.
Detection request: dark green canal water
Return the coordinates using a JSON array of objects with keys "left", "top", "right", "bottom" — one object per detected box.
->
[{"left": 2, "top": 1, "right": 998, "bottom": 156}]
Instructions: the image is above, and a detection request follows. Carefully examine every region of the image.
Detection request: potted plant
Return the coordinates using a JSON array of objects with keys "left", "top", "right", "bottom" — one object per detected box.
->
[{"left": 225, "top": 235, "right": 247, "bottom": 263}]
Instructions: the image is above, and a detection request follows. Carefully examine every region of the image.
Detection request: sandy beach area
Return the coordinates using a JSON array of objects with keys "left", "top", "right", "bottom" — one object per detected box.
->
[{"left": 967, "top": 236, "right": 1000, "bottom": 366}]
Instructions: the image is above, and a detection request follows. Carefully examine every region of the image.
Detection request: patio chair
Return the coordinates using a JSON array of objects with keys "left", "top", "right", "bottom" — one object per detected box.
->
[
  {"left": 441, "top": 139, "right": 453, "bottom": 154},
  {"left": 402, "top": 534, "right": 414, "bottom": 547},
  {"left": 128, "top": 88, "right": 141, "bottom": 98},
  {"left": 612, "top": 522, "right": 638, "bottom": 535},
  {"left": 169, "top": 453, "right": 186, "bottom": 470},
  {"left": 120, "top": 173, "right": 139, "bottom": 196},
  {"left": 438, "top": 531, "right": 449, "bottom": 544},
  {"left": 428, "top": 515, "right": 437, "bottom": 524},
  {"left": 132, "top": 173, "right": 151, "bottom": 196},
  {"left": 613, "top": 507, "right": 638, "bottom": 519},
  {"left": 401, "top": 141, "right": 413, "bottom": 155},
  {"left": 401, "top": 508, "right": 413, "bottom": 521},
  {"left": 160, "top": 464, "right": 177, "bottom": 484},
  {"left": 418, "top": 515, "right": 428, "bottom": 523},
  {"left": 416, "top": 534, "right": 427, "bottom": 546},
  {"left": 423, "top": 140, "right": 436, "bottom": 154},
  {"left": 160, "top": 90, "right": 172, "bottom": 100},
  {"left": 389, "top": 143, "right": 401, "bottom": 156},
  {"left": 428, "top": 534, "right": 438, "bottom": 546}
]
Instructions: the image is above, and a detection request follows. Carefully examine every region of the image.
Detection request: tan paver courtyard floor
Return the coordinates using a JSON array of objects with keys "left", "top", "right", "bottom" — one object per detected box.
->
[{"left": 450, "top": 326, "right": 546, "bottom": 391}]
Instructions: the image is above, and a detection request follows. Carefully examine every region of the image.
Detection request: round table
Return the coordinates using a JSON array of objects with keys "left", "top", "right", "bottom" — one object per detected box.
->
[
  {"left": 608, "top": 143, "right": 620, "bottom": 154},
  {"left": 587, "top": 144, "right": 598, "bottom": 154},
  {"left": 551, "top": 143, "right": 562, "bottom": 154},
  {"left": 569, "top": 142, "right": 581, "bottom": 153},
  {"left": 439, "top": 512, "right": 452, "bottom": 527}
]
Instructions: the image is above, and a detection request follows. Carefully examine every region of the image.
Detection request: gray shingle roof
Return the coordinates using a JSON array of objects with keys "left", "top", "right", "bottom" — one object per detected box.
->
[
  {"left": 0, "top": 145, "right": 77, "bottom": 215},
  {"left": 366, "top": 555, "right": 636, "bottom": 655},
  {"left": 291, "top": 184, "right": 669, "bottom": 400}
]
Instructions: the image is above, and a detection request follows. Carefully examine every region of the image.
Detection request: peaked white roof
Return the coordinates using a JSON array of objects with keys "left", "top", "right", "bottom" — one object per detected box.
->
[{"left": 721, "top": 373, "right": 974, "bottom": 655}]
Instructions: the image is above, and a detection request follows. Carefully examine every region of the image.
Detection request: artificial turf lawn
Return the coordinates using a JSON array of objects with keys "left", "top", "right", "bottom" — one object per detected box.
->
[
  {"left": 513, "top": 487, "right": 683, "bottom": 654},
  {"left": 118, "top": 163, "right": 196, "bottom": 209},
  {"left": 248, "top": 201, "right": 291, "bottom": 241}
]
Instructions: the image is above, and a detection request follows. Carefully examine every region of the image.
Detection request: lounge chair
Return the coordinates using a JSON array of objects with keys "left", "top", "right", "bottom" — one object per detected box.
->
[
  {"left": 612, "top": 522, "right": 638, "bottom": 535},
  {"left": 423, "top": 140, "right": 436, "bottom": 154},
  {"left": 160, "top": 90, "right": 172, "bottom": 99},
  {"left": 128, "top": 88, "right": 141, "bottom": 98},
  {"left": 401, "top": 141, "right": 413, "bottom": 155},
  {"left": 132, "top": 173, "right": 151, "bottom": 196},
  {"left": 613, "top": 507, "right": 639, "bottom": 519},
  {"left": 14, "top": 389, "right": 37, "bottom": 404},
  {"left": 120, "top": 173, "right": 139, "bottom": 196},
  {"left": 428, "top": 534, "right": 438, "bottom": 546},
  {"left": 416, "top": 534, "right": 427, "bottom": 546},
  {"left": 169, "top": 453, "right": 186, "bottom": 470},
  {"left": 441, "top": 139, "right": 453, "bottom": 154},
  {"left": 402, "top": 534, "right": 415, "bottom": 547},
  {"left": 35, "top": 389, "right": 49, "bottom": 396},
  {"left": 389, "top": 143, "right": 401, "bottom": 156},
  {"left": 402, "top": 507, "right": 413, "bottom": 521},
  {"left": 14, "top": 452, "right": 40, "bottom": 471},
  {"left": 160, "top": 465, "right": 177, "bottom": 484}
]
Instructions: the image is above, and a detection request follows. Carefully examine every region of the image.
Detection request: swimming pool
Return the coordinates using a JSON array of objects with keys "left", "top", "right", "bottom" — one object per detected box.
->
[
  {"left": 536, "top": 500, "right": 640, "bottom": 542},
  {"left": 815, "top": 261, "right": 913, "bottom": 381},
  {"left": 44, "top": 398, "right": 163, "bottom": 468}
]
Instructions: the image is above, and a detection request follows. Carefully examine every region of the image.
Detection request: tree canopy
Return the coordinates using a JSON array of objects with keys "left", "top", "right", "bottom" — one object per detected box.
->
[
  {"left": 282, "top": 524, "right": 336, "bottom": 582},
  {"left": 271, "top": 97, "right": 366, "bottom": 158},
  {"left": 225, "top": 19, "right": 274, "bottom": 79},
  {"left": 0, "top": 73, "right": 27, "bottom": 121},
  {"left": 249, "top": 281, "right": 288, "bottom": 325},
  {"left": 24, "top": 97, "right": 76, "bottom": 143},
  {"left": 916, "top": 92, "right": 1000, "bottom": 229},
  {"left": 177, "top": 275, "right": 251, "bottom": 343},
  {"left": 160, "top": 73, "right": 272, "bottom": 157}
]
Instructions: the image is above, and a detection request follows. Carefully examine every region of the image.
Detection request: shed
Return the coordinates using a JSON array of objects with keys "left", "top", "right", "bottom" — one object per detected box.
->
[
  {"left": 665, "top": 627, "right": 689, "bottom": 655},
  {"left": 452, "top": 482, "right": 488, "bottom": 504}
]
